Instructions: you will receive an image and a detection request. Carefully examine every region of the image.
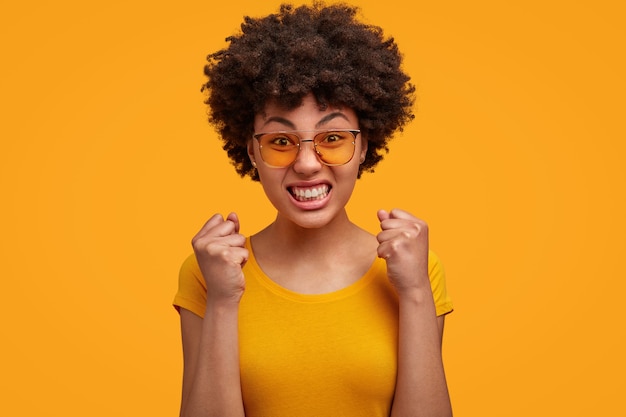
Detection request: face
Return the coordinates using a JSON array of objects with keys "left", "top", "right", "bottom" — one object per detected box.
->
[{"left": 248, "top": 93, "right": 367, "bottom": 229}]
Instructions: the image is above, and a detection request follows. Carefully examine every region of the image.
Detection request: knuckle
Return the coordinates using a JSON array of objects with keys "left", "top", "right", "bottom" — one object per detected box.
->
[
  {"left": 191, "top": 236, "right": 203, "bottom": 249},
  {"left": 390, "top": 240, "right": 403, "bottom": 252},
  {"left": 409, "top": 221, "right": 427, "bottom": 236},
  {"left": 415, "top": 219, "right": 428, "bottom": 229}
]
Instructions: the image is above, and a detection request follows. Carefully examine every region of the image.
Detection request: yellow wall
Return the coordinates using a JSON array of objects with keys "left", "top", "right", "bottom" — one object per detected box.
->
[{"left": 1, "top": 1, "right": 624, "bottom": 415}]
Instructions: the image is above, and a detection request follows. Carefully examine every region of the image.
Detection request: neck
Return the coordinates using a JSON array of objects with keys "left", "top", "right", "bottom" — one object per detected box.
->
[
  {"left": 250, "top": 208, "right": 379, "bottom": 293},
  {"left": 260, "top": 209, "right": 360, "bottom": 257}
]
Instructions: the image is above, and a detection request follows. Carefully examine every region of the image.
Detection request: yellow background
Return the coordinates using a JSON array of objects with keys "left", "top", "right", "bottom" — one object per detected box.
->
[{"left": 1, "top": 0, "right": 624, "bottom": 415}]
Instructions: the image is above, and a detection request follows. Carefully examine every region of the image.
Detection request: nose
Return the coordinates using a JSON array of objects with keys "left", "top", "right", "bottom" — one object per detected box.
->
[{"left": 292, "top": 140, "right": 322, "bottom": 174}]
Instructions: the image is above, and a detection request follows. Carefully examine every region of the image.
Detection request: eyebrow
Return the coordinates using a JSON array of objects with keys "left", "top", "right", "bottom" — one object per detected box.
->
[{"left": 261, "top": 112, "right": 351, "bottom": 129}]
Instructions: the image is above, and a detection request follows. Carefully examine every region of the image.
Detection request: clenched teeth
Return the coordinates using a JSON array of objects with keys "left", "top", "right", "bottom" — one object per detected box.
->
[{"left": 290, "top": 185, "right": 330, "bottom": 201}]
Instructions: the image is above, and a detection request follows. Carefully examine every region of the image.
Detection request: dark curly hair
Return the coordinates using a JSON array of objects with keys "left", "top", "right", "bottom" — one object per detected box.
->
[{"left": 202, "top": 2, "right": 415, "bottom": 181}]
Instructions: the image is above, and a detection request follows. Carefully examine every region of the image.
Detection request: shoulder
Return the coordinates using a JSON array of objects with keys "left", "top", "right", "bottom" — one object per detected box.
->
[
  {"left": 427, "top": 250, "right": 445, "bottom": 280},
  {"left": 173, "top": 253, "right": 207, "bottom": 317},
  {"left": 427, "top": 250, "right": 454, "bottom": 316},
  {"left": 179, "top": 253, "right": 204, "bottom": 286}
]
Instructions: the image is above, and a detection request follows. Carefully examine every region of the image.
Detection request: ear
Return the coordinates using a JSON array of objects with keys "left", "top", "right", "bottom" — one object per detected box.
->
[
  {"left": 359, "top": 135, "right": 368, "bottom": 164},
  {"left": 247, "top": 140, "right": 257, "bottom": 168}
]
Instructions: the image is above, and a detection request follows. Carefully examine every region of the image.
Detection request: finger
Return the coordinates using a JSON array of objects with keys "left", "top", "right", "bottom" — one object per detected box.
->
[
  {"left": 376, "top": 241, "right": 393, "bottom": 260},
  {"left": 376, "top": 228, "right": 407, "bottom": 243},
  {"left": 379, "top": 216, "right": 424, "bottom": 234},
  {"left": 226, "top": 212, "right": 240, "bottom": 234},
  {"left": 377, "top": 209, "right": 390, "bottom": 223},
  {"left": 220, "top": 233, "right": 246, "bottom": 248},
  {"left": 388, "top": 208, "right": 419, "bottom": 222},
  {"left": 196, "top": 233, "right": 246, "bottom": 250},
  {"left": 216, "top": 246, "right": 249, "bottom": 267},
  {"left": 379, "top": 217, "right": 410, "bottom": 231},
  {"left": 231, "top": 247, "right": 249, "bottom": 267},
  {"left": 193, "top": 214, "right": 238, "bottom": 242},
  {"left": 194, "top": 214, "right": 225, "bottom": 238},
  {"left": 196, "top": 235, "right": 248, "bottom": 261},
  {"left": 206, "top": 219, "right": 240, "bottom": 238}
]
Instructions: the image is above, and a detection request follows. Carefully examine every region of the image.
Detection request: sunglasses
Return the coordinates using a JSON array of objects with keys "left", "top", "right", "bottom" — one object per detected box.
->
[{"left": 252, "top": 129, "right": 360, "bottom": 168}]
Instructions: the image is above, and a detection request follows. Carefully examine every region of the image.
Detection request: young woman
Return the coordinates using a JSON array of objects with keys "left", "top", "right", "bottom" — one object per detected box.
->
[{"left": 173, "top": 3, "right": 453, "bottom": 416}]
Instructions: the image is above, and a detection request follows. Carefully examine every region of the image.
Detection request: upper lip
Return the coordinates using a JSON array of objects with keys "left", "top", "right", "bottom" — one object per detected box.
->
[{"left": 286, "top": 180, "right": 332, "bottom": 189}]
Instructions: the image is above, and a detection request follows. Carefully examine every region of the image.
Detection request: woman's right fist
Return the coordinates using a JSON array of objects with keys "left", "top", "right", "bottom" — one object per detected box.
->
[{"left": 191, "top": 213, "right": 248, "bottom": 303}]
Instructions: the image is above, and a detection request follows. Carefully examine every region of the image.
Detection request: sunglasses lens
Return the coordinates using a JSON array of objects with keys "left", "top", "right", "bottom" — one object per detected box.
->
[
  {"left": 258, "top": 133, "right": 300, "bottom": 167},
  {"left": 313, "top": 131, "right": 356, "bottom": 166}
]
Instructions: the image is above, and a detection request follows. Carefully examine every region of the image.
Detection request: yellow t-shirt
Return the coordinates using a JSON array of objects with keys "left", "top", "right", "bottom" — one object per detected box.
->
[{"left": 173, "top": 238, "right": 453, "bottom": 417}]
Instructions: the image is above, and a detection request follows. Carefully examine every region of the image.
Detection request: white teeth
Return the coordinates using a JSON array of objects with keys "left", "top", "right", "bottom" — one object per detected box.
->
[{"left": 291, "top": 185, "right": 329, "bottom": 201}]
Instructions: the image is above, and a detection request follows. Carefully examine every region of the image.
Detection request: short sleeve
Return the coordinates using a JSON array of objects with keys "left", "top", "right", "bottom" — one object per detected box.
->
[
  {"left": 428, "top": 250, "right": 454, "bottom": 316},
  {"left": 173, "top": 253, "right": 207, "bottom": 318}
]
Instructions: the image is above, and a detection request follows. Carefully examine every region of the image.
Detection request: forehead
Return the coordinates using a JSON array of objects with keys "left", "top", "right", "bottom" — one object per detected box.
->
[{"left": 255, "top": 94, "right": 357, "bottom": 129}]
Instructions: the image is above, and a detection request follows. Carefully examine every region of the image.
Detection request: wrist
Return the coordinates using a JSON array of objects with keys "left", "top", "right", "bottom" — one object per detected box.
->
[
  {"left": 205, "top": 294, "right": 242, "bottom": 312},
  {"left": 396, "top": 286, "right": 435, "bottom": 307}
]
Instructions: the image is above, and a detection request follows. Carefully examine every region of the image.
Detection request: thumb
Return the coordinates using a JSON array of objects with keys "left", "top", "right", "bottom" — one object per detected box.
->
[
  {"left": 377, "top": 209, "right": 390, "bottom": 223},
  {"left": 387, "top": 208, "right": 413, "bottom": 220},
  {"left": 226, "top": 212, "right": 241, "bottom": 234}
]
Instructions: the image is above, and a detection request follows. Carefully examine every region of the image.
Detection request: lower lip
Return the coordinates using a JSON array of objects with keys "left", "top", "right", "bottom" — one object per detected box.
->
[{"left": 288, "top": 188, "right": 332, "bottom": 210}]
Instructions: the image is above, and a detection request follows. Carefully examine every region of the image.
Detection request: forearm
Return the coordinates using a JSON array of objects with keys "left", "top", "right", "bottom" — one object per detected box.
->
[
  {"left": 391, "top": 289, "right": 452, "bottom": 417},
  {"left": 182, "top": 301, "right": 245, "bottom": 417}
]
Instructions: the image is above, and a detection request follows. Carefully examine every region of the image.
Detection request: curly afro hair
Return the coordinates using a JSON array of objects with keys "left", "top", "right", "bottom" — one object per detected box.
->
[{"left": 202, "top": 2, "right": 415, "bottom": 181}]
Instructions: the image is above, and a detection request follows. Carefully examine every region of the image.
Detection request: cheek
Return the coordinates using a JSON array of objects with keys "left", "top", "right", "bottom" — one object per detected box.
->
[
  {"left": 256, "top": 168, "right": 285, "bottom": 193},
  {"left": 335, "top": 165, "right": 361, "bottom": 188}
]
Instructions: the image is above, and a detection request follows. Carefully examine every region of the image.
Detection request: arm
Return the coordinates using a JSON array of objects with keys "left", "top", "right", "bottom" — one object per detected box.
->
[
  {"left": 377, "top": 209, "right": 452, "bottom": 417},
  {"left": 179, "top": 213, "right": 247, "bottom": 417},
  {"left": 392, "top": 294, "right": 451, "bottom": 417}
]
